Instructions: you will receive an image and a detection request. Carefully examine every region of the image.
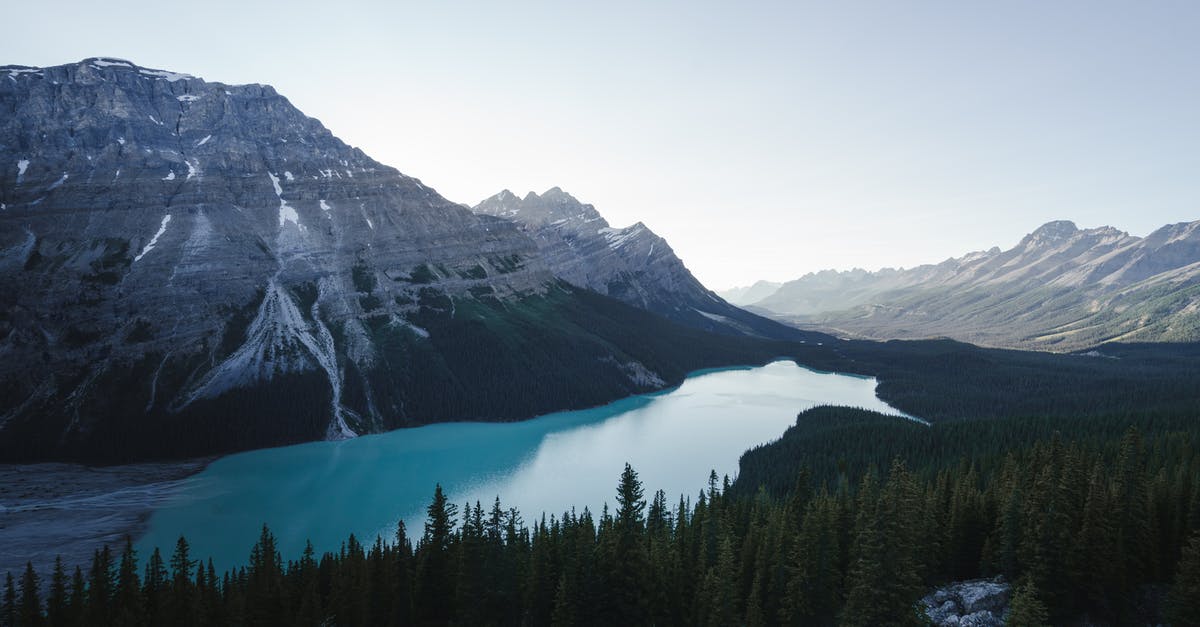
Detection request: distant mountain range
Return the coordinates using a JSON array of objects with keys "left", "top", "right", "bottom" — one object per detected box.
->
[
  {"left": 722, "top": 219, "right": 1200, "bottom": 350},
  {"left": 722, "top": 280, "right": 784, "bottom": 307},
  {"left": 0, "top": 58, "right": 803, "bottom": 462}
]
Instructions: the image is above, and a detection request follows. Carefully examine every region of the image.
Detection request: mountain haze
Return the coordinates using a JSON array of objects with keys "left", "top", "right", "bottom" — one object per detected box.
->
[
  {"left": 720, "top": 280, "right": 783, "bottom": 306},
  {"left": 746, "top": 219, "right": 1200, "bottom": 349}
]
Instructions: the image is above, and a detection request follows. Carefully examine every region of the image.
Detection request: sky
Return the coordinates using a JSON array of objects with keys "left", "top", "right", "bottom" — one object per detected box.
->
[{"left": 3, "top": 1, "right": 1198, "bottom": 289}]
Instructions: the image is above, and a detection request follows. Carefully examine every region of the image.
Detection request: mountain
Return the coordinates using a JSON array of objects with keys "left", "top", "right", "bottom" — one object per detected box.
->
[
  {"left": 750, "top": 219, "right": 1200, "bottom": 350},
  {"left": 719, "top": 280, "right": 783, "bottom": 306},
  {"left": 473, "top": 188, "right": 802, "bottom": 340},
  {"left": 0, "top": 59, "right": 787, "bottom": 462}
]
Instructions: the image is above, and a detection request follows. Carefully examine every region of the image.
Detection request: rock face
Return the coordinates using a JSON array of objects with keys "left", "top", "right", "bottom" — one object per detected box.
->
[
  {"left": 922, "top": 578, "right": 1010, "bottom": 627},
  {"left": 474, "top": 188, "right": 803, "bottom": 340},
  {"left": 746, "top": 219, "right": 1200, "bottom": 350},
  {"left": 0, "top": 59, "right": 782, "bottom": 462}
]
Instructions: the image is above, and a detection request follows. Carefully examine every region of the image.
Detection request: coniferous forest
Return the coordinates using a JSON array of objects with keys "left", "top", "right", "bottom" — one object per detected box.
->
[{"left": 3, "top": 418, "right": 1199, "bottom": 627}]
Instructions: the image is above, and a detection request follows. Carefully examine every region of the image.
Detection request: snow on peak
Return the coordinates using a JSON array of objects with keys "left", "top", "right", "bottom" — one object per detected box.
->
[
  {"left": 139, "top": 68, "right": 193, "bottom": 82},
  {"left": 4, "top": 67, "right": 43, "bottom": 80},
  {"left": 162, "top": 171, "right": 176, "bottom": 181},
  {"left": 88, "top": 58, "right": 135, "bottom": 68},
  {"left": 16, "top": 159, "right": 29, "bottom": 182},
  {"left": 195, "top": 135, "right": 212, "bottom": 147}
]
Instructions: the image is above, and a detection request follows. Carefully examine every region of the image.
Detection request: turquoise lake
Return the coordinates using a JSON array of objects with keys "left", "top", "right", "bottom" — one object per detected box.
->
[{"left": 137, "top": 360, "right": 913, "bottom": 571}]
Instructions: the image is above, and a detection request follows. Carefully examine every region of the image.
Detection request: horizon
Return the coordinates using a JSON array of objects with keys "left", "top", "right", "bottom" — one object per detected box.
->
[{"left": 3, "top": 1, "right": 1198, "bottom": 289}]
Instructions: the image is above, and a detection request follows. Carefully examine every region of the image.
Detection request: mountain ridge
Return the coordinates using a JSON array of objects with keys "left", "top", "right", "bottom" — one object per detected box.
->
[
  {"left": 473, "top": 187, "right": 805, "bottom": 341},
  {"left": 731, "top": 219, "right": 1200, "bottom": 349}
]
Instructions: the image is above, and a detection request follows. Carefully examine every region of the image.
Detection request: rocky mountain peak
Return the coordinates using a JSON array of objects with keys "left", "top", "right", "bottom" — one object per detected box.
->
[
  {"left": 1023, "top": 220, "right": 1079, "bottom": 246},
  {"left": 0, "top": 58, "right": 575, "bottom": 458},
  {"left": 473, "top": 188, "right": 805, "bottom": 340},
  {"left": 477, "top": 187, "right": 607, "bottom": 230}
]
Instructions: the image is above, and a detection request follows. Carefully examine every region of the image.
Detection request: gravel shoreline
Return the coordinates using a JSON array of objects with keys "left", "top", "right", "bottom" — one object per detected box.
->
[{"left": 0, "top": 459, "right": 211, "bottom": 578}]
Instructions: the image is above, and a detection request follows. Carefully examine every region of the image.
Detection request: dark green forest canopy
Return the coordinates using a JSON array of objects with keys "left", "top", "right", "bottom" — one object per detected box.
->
[
  {"left": 6, "top": 425, "right": 1199, "bottom": 626},
  {"left": 784, "top": 338, "right": 1200, "bottom": 425}
]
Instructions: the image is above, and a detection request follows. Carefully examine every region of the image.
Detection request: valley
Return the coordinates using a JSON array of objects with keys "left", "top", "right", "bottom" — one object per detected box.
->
[{"left": 0, "top": 50, "right": 1197, "bottom": 627}]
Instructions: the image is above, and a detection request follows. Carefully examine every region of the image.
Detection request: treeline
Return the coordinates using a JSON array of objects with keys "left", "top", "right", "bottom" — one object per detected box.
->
[
  {"left": 4, "top": 427, "right": 1200, "bottom": 626},
  {"left": 786, "top": 338, "right": 1200, "bottom": 426},
  {"left": 736, "top": 405, "right": 1200, "bottom": 495}
]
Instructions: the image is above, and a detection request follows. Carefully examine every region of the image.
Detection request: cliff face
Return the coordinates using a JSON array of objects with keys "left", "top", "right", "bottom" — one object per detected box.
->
[
  {"left": 0, "top": 59, "right": 782, "bottom": 462},
  {"left": 474, "top": 188, "right": 805, "bottom": 340}
]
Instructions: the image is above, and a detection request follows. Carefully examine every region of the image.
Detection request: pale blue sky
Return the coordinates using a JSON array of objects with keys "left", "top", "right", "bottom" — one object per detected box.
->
[{"left": 4, "top": 1, "right": 1198, "bottom": 288}]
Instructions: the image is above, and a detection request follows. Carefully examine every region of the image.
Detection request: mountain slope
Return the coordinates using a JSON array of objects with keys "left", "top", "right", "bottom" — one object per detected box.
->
[
  {"left": 0, "top": 59, "right": 787, "bottom": 462},
  {"left": 474, "top": 188, "right": 804, "bottom": 340},
  {"left": 750, "top": 220, "right": 1200, "bottom": 350}
]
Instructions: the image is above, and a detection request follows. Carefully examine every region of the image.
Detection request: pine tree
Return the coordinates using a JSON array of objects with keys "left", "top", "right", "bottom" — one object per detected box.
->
[
  {"left": 86, "top": 546, "right": 114, "bottom": 627},
  {"left": 2, "top": 573, "right": 15, "bottom": 627},
  {"left": 112, "top": 537, "right": 143, "bottom": 626},
  {"left": 782, "top": 496, "right": 841, "bottom": 625},
  {"left": 603, "top": 463, "right": 651, "bottom": 625},
  {"left": 45, "top": 557, "right": 68, "bottom": 627},
  {"left": 67, "top": 568, "right": 85, "bottom": 627},
  {"left": 293, "top": 541, "right": 322, "bottom": 627},
  {"left": 246, "top": 525, "right": 288, "bottom": 627},
  {"left": 1007, "top": 580, "right": 1050, "bottom": 627},
  {"left": 842, "top": 462, "right": 924, "bottom": 627},
  {"left": 167, "top": 536, "right": 196, "bottom": 627},
  {"left": 1073, "top": 464, "right": 1116, "bottom": 618},
  {"left": 1168, "top": 530, "right": 1200, "bottom": 626},
  {"left": 415, "top": 484, "right": 457, "bottom": 625},
  {"left": 390, "top": 522, "right": 414, "bottom": 626},
  {"left": 550, "top": 573, "right": 576, "bottom": 627},
  {"left": 18, "top": 563, "right": 42, "bottom": 627},
  {"left": 143, "top": 548, "right": 169, "bottom": 627}
]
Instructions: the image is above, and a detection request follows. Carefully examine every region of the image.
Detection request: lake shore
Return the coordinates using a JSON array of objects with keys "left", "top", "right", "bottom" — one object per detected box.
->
[{"left": 0, "top": 459, "right": 210, "bottom": 578}]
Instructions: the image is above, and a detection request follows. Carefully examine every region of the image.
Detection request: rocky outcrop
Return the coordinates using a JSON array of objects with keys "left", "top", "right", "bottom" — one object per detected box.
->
[
  {"left": 0, "top": 59, "right": 783, "bottom": 462},
  {"left": 745, "top": 219, "right": 1200, "bottom": 350},
  {"left": 474, "top": 188, "right": 805, "bottom": 340},
  {"left": 921, "top": 578, "right": 1010, "bottom": 627}
]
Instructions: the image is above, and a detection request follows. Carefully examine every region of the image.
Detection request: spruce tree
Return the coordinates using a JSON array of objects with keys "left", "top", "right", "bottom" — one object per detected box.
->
[
  {"left": 113, "top": 537, "right": 142, "bottom": 626},
  {"left": 604, "top": 463, "right": 650, "bottom": 625},
  {"left": 167, "top": 537, "right": 196, "bottom": 627},
  {"left": 45, "top": 557, "right": 67, "bottom": 627},
  {"left": 415, "top": 484, "right": 457, "bottom": 625},
  {"left": 1007, "top": 580, "right": 1050, "bottom": 627},
  {"left": 2, "top": 572, "right": 15, "bottom": 627},
  {"left": 86, "top": 546, "right": 114, "bottom": 627},
  {"left": 67, "top": 568, "right": 85, "bottom": 627},
  {"left": 143, "top": 548, "right": 169, "bottom": 627},
  {"left": 18, "top": 563, "right": 42, "bottom": 627},
  {"left": 1167, "top": 530, "right": 1200, "bottom": 626}
]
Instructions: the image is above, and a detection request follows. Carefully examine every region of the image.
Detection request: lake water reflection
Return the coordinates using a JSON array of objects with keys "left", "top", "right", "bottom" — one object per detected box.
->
[{"left": 139, "top": 360, "right": 911, "bottom": 571}]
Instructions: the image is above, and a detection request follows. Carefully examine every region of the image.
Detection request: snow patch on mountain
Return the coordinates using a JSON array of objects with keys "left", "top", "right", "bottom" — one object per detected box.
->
[{"left": 134, "top": 214, "right": 172, "bottom": 263}]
